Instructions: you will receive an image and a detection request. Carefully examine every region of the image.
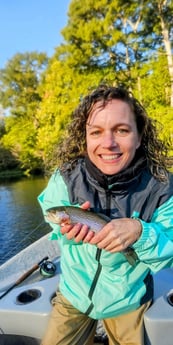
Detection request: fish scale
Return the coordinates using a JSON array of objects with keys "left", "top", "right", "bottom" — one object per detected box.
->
[{"left": 46, "top": 206, "right": 108, "bottom": 232}]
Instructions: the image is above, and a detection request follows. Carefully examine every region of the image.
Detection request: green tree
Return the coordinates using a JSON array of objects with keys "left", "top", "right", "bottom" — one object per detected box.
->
[
  {"left": 58, "top": 0, "right": 172, "bottom": 99},
  {"left": 35, "top": 58, "right": 106, "bottom": 171},
  {"left": 140, "top": 0, "right": 173, "bottom": 106},
  {"left": 0, "top": 52, "right": 48, "bottom": 174},
  {"left": 0, "top": 52, "right": 48, "bottom": 116},
  {"left": 1, "top": 0, "right": 172, "bottom": 175},
  {"left": 35, "top": 0, "right": 173, "bottom": 171}
]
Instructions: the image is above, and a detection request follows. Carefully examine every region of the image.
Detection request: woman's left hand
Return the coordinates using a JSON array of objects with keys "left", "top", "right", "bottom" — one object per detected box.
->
[{"left": 87, "top": 218, "right": 142, "bottom": 253}]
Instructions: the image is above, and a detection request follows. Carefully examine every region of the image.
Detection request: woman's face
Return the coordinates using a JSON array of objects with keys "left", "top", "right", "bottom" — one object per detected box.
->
[{"left": 86, "top": 99, "right": 141, "bottom": 175}]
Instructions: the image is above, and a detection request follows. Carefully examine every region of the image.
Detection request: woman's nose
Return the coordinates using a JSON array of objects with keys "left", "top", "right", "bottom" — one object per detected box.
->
[{"left": 102, "top": 132, "right": 117, "bottom": 148}]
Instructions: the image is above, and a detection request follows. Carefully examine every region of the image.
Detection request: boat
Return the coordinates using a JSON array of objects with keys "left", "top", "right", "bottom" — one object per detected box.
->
[{"left": 0, "top": 233, "right": 173, "bottom": 345}]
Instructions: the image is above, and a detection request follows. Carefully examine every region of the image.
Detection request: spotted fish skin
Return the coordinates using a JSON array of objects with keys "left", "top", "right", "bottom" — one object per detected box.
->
[{"left": 46, "top": 206, "right": 109, "bottom": 232}]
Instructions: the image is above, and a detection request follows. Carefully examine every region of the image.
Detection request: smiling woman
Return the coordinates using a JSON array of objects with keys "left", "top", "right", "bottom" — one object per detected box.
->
[
  {"left": 38, "top": 84, "right": 173, "bottom": 345},
  {"left": 86, "top": 99, "right": 141, "bottom": 175}
]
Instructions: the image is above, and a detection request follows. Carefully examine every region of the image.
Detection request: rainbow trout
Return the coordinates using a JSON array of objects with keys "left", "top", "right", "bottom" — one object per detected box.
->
[
  {"left": 46, "top": 206, "right": 139, "bottom": 266},
  {"left": 46, "top": 206, "right": 109, "bottom": 231}
]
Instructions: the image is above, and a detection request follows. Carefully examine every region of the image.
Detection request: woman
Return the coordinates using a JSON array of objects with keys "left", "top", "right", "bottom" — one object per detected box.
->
[{"left": 38, "top": 84, "right": 173, "bottom": 345}]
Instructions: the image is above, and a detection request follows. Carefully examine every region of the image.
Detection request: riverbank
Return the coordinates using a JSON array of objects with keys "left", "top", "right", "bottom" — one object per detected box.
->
[
  {"left": 0, "top": 168, "right": 46, "bottom": 182},
  {"left": 0, "top": 169, "right": 25, "bottom": 181}
]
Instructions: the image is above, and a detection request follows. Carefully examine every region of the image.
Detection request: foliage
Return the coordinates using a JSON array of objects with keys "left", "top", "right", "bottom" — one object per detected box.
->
[
  {"left": 0, "top": 115, "right": 5, "bottom": 137},
  {"left": 0, "top": 143, "right": 19, "bottom": 170},
  {"left": 35, "top": 58, "right": 110, "bottom": 171},
  {"left": 0, "top": 52, "right": 48, "bottom": 175},
  {"left": 0, "top": 0, "right": 172, "bottom": 176},
  {"left": 0, "top": 52, "right": 48, "bottom": 112}
]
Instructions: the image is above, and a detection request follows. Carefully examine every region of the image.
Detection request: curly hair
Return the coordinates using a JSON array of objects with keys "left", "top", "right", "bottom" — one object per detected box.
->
[{"left": 57, "top": 84, "right": 170, "bottom": 181}]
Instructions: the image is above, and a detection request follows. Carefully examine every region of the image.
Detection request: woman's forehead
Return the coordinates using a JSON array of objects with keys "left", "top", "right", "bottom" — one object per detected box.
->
[{"left": 87, "top": 99, "right": 134, "bottom": 126}]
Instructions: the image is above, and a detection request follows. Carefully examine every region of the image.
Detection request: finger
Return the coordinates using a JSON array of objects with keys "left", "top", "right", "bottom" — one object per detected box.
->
[
  {"left": 74, "top": 225, "right": 90, "bottom": 243},
  {"left": 60, "top": 224, "right": 73, "bottom": 235},
  {"left": 66, "top": 223, "right": 82, "bottom": 240},
  {"left": 80, "top": 201, "right": 91, "bottom": 210},
  {"left": 89, "top": 229, "right": 108, "bottom": 244},
  {"left": 91, "top": 231, "right": 121, "bottom": 248},
  {"left": 99, "top": 237, "right": 128, "bottom": 252},
  {"left": 83, "top": 230, "right": 95, "bottom": 243}
]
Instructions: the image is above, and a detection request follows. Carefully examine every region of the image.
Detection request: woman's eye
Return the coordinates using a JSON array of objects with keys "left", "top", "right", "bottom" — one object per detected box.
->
[
  {"left": 90, "top": 130, "right": 101, "bottom": 136},
  {"left": 116, "top": 128, "right": 129, "bottom": 135}
]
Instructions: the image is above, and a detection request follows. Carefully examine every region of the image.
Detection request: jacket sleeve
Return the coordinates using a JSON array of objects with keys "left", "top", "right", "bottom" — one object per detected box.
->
[
  {"left": 37, "top": 170, "right": 71, "bottom": 240},
  {"left": 132, "top": 195, "right": 173, "bottom": 272}
]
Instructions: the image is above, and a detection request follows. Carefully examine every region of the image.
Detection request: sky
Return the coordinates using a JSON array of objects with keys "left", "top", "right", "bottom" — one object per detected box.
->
[{"left": 0, "top": 0, "right": 71, "bottom": 69}]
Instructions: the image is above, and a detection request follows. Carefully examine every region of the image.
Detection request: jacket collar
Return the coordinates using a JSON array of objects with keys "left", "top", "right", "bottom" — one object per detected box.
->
[{"left": 85, "top": 150, "right": 147, "bottom": 190}]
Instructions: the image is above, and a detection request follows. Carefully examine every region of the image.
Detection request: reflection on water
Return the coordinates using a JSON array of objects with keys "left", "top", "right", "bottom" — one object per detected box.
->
[{"left": 0, "top": 178, "right": 51, "bottom": 265}]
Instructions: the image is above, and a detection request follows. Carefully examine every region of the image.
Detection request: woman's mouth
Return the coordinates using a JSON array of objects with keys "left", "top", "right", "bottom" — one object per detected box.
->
[{"left": 100, "top": 154, "right": 122, "bottom": 161}]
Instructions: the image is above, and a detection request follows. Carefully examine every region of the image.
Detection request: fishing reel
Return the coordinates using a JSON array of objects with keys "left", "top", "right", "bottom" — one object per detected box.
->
[{"left": 39, "top": 258, "right": 56, "bottom": 277}]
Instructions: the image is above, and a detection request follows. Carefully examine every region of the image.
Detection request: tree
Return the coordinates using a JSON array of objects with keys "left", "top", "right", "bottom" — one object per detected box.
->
[
  {"left": 35, "top": 0, "right": 173, "bottom": 171},
  {"left": 57, "top": 0, "right": 173, "bottom": 101},
  {"left": 0, "top": 52, "right": 48, "bottom": 116},
  {"left": 1, "top": 0, "right": 172, "bottom": 175},
  {"left": 0, "top": 52, "right": 48, "bottom": 174},
  {"left": 35, "top": 58, "right": 106, "bottom": 171},
  {"left": 144, "top": 0, "right": 173, "bottom": 106}
]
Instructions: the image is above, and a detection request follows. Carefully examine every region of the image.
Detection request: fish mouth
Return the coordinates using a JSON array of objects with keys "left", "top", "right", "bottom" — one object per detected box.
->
[{"left": 46, "top": 209, "right": 70, "bottom": 225}]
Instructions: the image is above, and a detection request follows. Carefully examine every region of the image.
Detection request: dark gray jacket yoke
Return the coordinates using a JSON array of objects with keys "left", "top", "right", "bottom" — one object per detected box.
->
[{"left": 61, "top": 157, "right": 173, "bottom": 223}]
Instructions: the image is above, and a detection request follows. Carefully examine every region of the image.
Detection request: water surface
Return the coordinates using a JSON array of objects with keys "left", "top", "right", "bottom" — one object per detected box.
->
[{"left": 0, "top": 178, "right": 50, "bottom": 265}]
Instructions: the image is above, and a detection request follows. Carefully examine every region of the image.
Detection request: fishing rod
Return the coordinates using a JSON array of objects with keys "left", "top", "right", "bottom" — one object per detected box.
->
[{"left": 0, "top": 256, "right": 48, "bottom": 300}]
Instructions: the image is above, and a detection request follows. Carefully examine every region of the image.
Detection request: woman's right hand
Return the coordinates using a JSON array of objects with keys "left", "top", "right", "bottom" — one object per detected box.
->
[{"left": 60, "top": 201, "right": 95, "bottom": 242}]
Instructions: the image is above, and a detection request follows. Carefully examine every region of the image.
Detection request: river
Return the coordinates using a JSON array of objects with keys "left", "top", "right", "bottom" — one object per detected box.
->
[{"left": 0, "top": 177, "right": 50, "bottom": 266}]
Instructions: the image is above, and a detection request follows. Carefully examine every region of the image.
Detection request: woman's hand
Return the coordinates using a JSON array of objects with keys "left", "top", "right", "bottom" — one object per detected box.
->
[
  {"left": 60, "top": 201, "right": 95, "bottom": 242},
  {"left": 88, "top": 218, "right": 142, "bottom": 253},
  {"left": 60, "top": 202, "right": 142, "bottom": 251}
]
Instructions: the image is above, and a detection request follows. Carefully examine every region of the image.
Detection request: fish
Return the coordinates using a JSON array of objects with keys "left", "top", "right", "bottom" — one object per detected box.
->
[
  {"left": 46, "top": 206, "right": 110, "bottom": 232},
  {"left": 46, "top": 205, "right": 139, "bottom": 266}
]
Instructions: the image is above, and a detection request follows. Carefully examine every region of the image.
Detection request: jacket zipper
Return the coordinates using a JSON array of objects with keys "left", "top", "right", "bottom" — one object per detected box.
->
[
  {"left": 85, "top": 248, "right": 102, "bottom": 315},
  {"left": 85, "top": 190, "right": 111, "bottom": 315}
]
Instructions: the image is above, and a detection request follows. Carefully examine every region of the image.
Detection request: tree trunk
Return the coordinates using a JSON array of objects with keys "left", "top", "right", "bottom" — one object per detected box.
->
[{"left": 158, "top": 1, "right": 173, "bottom": 107}]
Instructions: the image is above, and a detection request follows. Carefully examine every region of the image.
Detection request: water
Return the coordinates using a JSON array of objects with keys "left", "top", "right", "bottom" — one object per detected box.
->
[{"left": 0, "top": 177, "right": 50, "bottom": 265}]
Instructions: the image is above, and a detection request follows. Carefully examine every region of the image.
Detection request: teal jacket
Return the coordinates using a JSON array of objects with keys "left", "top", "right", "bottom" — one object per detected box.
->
[{"left": 38, "top": 157, "right": 173, "bottom": 320}]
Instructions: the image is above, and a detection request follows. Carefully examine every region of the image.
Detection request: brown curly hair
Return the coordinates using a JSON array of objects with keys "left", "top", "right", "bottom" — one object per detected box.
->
[{"left": 57, "top": 84, "right": 170, "bottom": 181}]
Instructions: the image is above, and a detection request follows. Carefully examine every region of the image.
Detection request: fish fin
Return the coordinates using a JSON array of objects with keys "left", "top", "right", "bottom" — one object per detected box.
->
[{"left": 123, "top": 247, "right": 139, "bottom": 266}]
